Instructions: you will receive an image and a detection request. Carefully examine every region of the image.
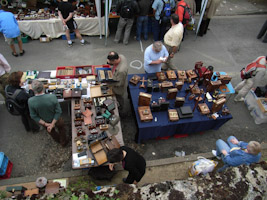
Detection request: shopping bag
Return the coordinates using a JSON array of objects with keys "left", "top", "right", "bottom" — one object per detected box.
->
[{"left": 188, "top": 156, "right": 218, "bottom": 176}]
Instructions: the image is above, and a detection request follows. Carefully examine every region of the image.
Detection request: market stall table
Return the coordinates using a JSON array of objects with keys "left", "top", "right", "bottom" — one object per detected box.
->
[
  {"left": 128, "top": 74, "right": 233, "bottom": 143},
  {"left": 18, "top": 17, "right": 105, "bottom": 39}
]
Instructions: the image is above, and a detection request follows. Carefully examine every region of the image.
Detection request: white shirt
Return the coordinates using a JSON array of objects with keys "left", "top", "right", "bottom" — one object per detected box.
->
[{"left": 164, "top": 22, "right": 184, "bottom": 47}]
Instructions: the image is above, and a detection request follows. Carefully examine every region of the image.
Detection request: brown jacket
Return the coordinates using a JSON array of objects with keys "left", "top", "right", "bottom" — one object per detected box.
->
[
  {"left": 112, "top": 54, "right": 128, "bottom": 96},
  {"left": 204, "top": 0, "right": 222, "bottom": 19}
]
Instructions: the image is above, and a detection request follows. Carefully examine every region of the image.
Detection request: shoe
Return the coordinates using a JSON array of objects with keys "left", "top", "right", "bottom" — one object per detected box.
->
[
  {"left": 12, "top": 52, "right": 18, "bottom": 57},
  {"left": 123, "top": 42, "right": 128, "bottom": 45},
  {"left": 234, "top": 97, "right": 244, "bottom": 102},
  {"left": 68, "top": 43, "right": 73, "bottom": 47},
  {"left": 19, "top": 50, "right": 25, "bottom": 56},
  {"left": 113, "top": 40, "right": 119, "bottom": 44},
  {"left": 81, "top": 40, "right": 90, "bottom": 45},
  {"left": 122, "top": 178, "right": 127, "bottom": 183},
  {"left": 212, "top": 150, "right": 221, "bottom": 160}
]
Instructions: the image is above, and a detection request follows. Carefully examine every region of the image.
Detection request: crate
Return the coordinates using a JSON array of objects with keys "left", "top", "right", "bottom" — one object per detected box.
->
[
  {"left": 92, "top": 65, "right": 111, "bottom": 76},
  {"left": 74, "top": 65, "right": 94, "bottom": 78},
  {"left": 0, "top": 161, "right": 13, "bottom": 179},
  {"left": 0, "top": 152, "right": 9, "bottom": 176},
  {"left": 56, "top": 66, "right": 76, "bottom": 79},
  {"left": 62, "top": 32, "right": 75, "bottom": 40}
]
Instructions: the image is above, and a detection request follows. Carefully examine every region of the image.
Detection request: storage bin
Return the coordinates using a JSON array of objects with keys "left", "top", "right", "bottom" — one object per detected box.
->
[
  {"left": 14, "top": 35, "right": 29, "bottom": 43},
  {"left": 0, "top": 161, "right": 13, "bottom": 179},
  {"left": 56, "top": 66, "right": 76, "bottom": 79},
  {"left": 0, "top": 152, "right": 9, "bottom": 176},
  {"left": 74, "top": 65, "right": 94, "bottom": 78},
  {"left": 244, "top": 90, "right": 258, "bottom": 111},
  {"left": 62, "top": 32, "right": 75, "bottom": 40}
]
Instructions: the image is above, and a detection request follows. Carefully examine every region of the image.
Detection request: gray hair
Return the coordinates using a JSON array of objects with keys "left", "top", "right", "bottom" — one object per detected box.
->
[
  {"left": 31, "top": 80, "right": 44, "bottom": 94},
  {"left": 153, "top": 41, "right": 163, "bottom": 52}
]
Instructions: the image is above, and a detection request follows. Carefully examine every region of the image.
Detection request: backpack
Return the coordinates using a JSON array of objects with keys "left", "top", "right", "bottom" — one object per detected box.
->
[
  {"left": 160, "top": 0, "right": 172, "bottom": 19},
  {"left": 240, "top": 56, "right": 266, "bottom": 80},
  {"left": 120, "top": 0, "right": 134, "bottom": 19},
  {"left": 5, "top": 86, "right": 25, "bottom": 116},
  {"left": 179, "top": 3, "right": 192, "bottom": 25}
]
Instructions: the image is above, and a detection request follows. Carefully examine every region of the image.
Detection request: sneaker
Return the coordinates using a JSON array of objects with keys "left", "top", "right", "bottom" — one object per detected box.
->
[
  {"left": 234, "top": 97, "right": 244, "bottom": 102},
  {"left": 122, "top": 178, "right": 127, "bottom": 183},
  {"left": 212, "top": 150, "right": 221, "bottom": 160},
  {"left": 113, "top": 40, "right": 119, "bottom": 44},
  {"left": 68, "top": 43, "right": 73, "bottom": 47},
  {"left": 81, "top": 40, "right": 90, "bottom": 45}
]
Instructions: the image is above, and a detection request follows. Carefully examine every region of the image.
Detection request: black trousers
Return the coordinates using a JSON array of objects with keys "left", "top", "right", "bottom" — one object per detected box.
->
[{"left": 21, "top": 112, "right": 40, "bottom": 132}]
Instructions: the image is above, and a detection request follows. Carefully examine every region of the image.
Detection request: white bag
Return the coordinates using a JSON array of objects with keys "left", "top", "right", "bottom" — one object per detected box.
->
[{"left": 188, "top": 156, "right": 218, "bottom": 176}]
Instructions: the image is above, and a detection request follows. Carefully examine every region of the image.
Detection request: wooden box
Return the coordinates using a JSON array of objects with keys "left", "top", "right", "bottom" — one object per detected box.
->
[
  {"left": 175, "top": 81, "right": 184, "bottom": 91},
  {"left": 177, "top": 70, "right": 187, "bottom": 80},
  {"left": 211, "top": 98, "right": 226, "bottom": 113},
  {"left": 189, "top": 84, "right": 201, "bottom": 95},
  {"left": 186, "top": 69, "right": 198, "bottom": 79},
  {"left": 257, "top": 98, "right": 267, "bottom": 113},
  {"left": 138, "top": 92, "right": 152, "bottom": 106},
  {"left": 206, "top": 80, "right": 222, "bottom": 92},
  {"left": 161, "top": 81, "right": 174, "bottom": 92},
  {"left": 175, "top": 97, "right": 185, "bottom": 107},
  {"left": 129, "top": 75, "right": 141, "bottom": 85},
  {"left": 90, "top": 141, "right": 108, "bottom": 165},
  {"left": 218, "top": 75, "right": 232, "bottom": 85},
  {"left": 156, "top": 72, "right": 167, "bottom": 82},
  {"left": 138, "top": 106, "right": 153, "bottom": 122},
  {"left": 166, "top": 70, "right": 177, "bottom": 80},
  {"left": 198, "top": 103, "right": 210, "bottom": 115},
  {"left": 167, "top": 88, "right": 178, "bottom": 99},
  {"left": 168, "top": 109, "right": 179, "bottom": 122}
]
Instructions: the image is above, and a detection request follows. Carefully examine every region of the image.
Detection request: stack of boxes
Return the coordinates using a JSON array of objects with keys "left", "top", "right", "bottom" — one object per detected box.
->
[{"left": 0, "top": 152, "right": 13, "bottom": 179}]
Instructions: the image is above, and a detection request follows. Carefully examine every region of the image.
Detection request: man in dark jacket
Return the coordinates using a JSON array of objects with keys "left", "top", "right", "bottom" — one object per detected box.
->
[
  {"left": 107, "top": 146, "right": 146, "bottom": 184},
  {"left": 114, "top": 0, "right": 139, "bottom": 45},
  {"left": 136, "top": 0, "right": 151, "bottom": 41}
]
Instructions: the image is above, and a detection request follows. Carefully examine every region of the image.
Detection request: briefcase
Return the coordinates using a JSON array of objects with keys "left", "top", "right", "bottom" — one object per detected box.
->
[
  {"left": 177, "top": 106, "right": 194, "bottom": 119},
  {"left": 167, "top": 88, "right": 178, "bottom": 100},
  {"left": 175, "top": 81, "right": 184, "bottom": 91},
  {"left": 63, "top": 89, "right": 72, "bottom": 99},
  {"left": 156, "top": 72, "right": 167, "bottom": 82},
  {"left": 129, "top": 75, "right": 141, "bottom": 85},
  {"left": 71, "top": 89, "right": 82, "bottom": 98},
  {"left": 206, "top": 80, "right": 222, "bottom": 92},
  {"left": 168, "top": 109, "right": 179, "bottom": 122},
  {"left": 198, "top": 103, "right": 210, "bottom": 115},
  {"left": 177, "top": 70, "right": 187, "bottom": 80},
  {"left": 175, "top": 97, "right": 185, "bottom": 107},
  {"left": 218, "top": 75, "right": 232, "bottom": 85},
  {"left": 211, "top": 98, "right": 226, "bottom": 113},
  {"left": 161, "top": 81, "right": 174, "bottom": 92},
  {"left": 138, "top": 92, "right": 152, "bottom": 106},
  {"left": 166, "top": 70, "right": 177, "bottom": 80},
  {"left": 138, "top": 106, "right": 153, "bottom": 122},
  {"left": 186, "top": 69, "right": 198, "bottom": 79}
]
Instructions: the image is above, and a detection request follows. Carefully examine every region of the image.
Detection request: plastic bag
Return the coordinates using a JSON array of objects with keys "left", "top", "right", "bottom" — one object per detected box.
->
[{"left": 188, "top": 156, "right": 218, "bottom": 176}]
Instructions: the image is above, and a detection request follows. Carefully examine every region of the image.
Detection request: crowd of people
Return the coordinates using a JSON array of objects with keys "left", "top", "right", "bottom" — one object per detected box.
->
[{"left": 0, "top": 0, "right": 266, "bottom": 185}]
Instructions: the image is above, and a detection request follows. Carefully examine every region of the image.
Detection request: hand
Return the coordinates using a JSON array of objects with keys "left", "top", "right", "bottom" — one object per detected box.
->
[
  {"left": 63, "top": 20, "right": 66, "bottom": 25},
  {"left": 46, "top": 124, "right": 54, "bottom": 133},
  {"left": 230, "top": 138, "right": 239, "bottom": 145},
  {"left": 109, "top": 163, "right": 114, "bottom": 171},
  {"left": 221, "top": 150, "right": 228, "bottom": 156}
]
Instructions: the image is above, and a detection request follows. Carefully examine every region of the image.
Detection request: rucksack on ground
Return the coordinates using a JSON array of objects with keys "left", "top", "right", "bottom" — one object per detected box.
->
[
  {"left": 120, "top": 0, "right": 134, "bottom": 19},
  {"left": 160, "top": 0, "right": 171, "bottom": 19},
  {"left": 5, "top": 86, "right": 24, "bottom": 116},
  {"left": 240, "top": 56, "right": 266, "bottom": 80},
  {"left": 179, "top": 3, "right": 192, "bottom": 25}
]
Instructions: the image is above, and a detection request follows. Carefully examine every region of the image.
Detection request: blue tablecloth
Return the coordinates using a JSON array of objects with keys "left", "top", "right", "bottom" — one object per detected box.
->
[{"left": 128, "top": 73, "right": 233, "bottom": 143}]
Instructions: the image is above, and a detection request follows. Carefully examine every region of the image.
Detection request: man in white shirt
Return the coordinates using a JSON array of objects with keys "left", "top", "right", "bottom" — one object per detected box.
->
[
  {"left": 162, "top": 14, "right": 184, "bottom": 70},
  {"left": 0, "top": 54, "right": 11, "bottom": 99}
]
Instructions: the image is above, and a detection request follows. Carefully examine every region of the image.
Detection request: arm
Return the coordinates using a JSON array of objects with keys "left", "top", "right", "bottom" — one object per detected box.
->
[
  {"left": 222, "top": 152, "right": 245, "bottom": 167},
  {"left": 253, "top": 69, "right": 266, "bottom": 88},
  {"left": 64, "top": 12, "right": 74, "bottom": 23},
  {"left": 58, "top": 10, "right": 66, "bottom": 25},
  {"left": 113, "top": 71, "right": 127, "bottom": 87}
]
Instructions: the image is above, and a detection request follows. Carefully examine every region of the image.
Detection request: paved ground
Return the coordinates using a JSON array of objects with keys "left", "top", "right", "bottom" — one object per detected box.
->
[{"left": 0, "top": 0, "right": 267, "bottom": 185}]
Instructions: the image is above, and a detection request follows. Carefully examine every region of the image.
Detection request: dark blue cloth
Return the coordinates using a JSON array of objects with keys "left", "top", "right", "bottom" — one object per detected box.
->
[{"left": 128, "top": 74, "right": 233, "bottom": 143}]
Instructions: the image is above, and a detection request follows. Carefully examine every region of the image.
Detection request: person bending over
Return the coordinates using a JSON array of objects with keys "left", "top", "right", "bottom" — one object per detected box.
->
[
  {"left": 107, "top": 146, "right": 146, "bottom": 184},
  {"left": 212, "top": 136, "right": 261, "bottom": 167}
]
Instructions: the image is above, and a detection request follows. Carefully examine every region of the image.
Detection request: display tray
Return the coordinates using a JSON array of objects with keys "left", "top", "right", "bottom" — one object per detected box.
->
[
  {"left": 92, "top": 64, "right": 111, "bottom": 75},
  {"left": 56, "top": 66, "right": 75, "bottom": 79},
  {"left": 75, "top": 65, "right": 94, "bottom": 78}
]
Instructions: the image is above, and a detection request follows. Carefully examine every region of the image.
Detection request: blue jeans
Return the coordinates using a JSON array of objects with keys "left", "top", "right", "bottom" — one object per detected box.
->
[
  {"left": 136, "top": 16, "right": 148, "bottom": 41},
  {"left": 216, "top": 136, "right": 239, "bottom": 158}
]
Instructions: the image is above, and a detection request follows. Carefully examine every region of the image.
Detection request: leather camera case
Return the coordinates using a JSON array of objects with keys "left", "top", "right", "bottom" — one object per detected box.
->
[
  {"left": 138, "top": 92, "right": 152, "bottom": 106},
  {"left": 168, "top": 109, "right": 179, "bottom": 122},
  {"left": 167, "top": 88, "right": 178, "bottom": 100},
  {"left": 166, "top": 70, "right": 177, "bottom": 81},
  {"left": 156, "top": 72, "right": 167, "bottom": 82},
  {"left": 138, "top": 106, "right": 153, "bottom": 122},
  {"left": 129, "top": 75, "right": 141, "bottom": 85}
]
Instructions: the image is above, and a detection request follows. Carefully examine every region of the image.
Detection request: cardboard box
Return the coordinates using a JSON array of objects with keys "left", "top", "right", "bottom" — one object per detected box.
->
[
  {"left": 257, "top": 98, "right": 267, "bottom": 113},
  {"left": 40, "top": 36, "right": 51, "bottom": 43}
]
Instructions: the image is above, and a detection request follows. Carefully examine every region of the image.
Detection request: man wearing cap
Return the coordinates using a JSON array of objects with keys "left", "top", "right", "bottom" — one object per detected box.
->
[
  {"left": 107, "top": 52, "right": 128, "bottom": 111},
  {"left": 144, "top": 41, "right": 169, "bottom": 73}
]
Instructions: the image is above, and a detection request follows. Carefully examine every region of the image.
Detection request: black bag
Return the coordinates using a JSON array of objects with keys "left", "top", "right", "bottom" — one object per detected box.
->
[
  {"left": 88, "top": 166, "right": 117, "bottom": 181},
  {"left": 254, "top": 86, "right": 267, "bottom": 97},
  {"left": 5, "top": 86, "right": 25, "bottom": 116}
]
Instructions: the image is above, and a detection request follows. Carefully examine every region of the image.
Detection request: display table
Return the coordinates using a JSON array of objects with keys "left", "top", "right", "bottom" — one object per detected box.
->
[
  {"left": 18, "top": 17, "right": 105, "bottom": 39},
  {"left": 128, "top": 74, "right": 233, "bottom": 143}
]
